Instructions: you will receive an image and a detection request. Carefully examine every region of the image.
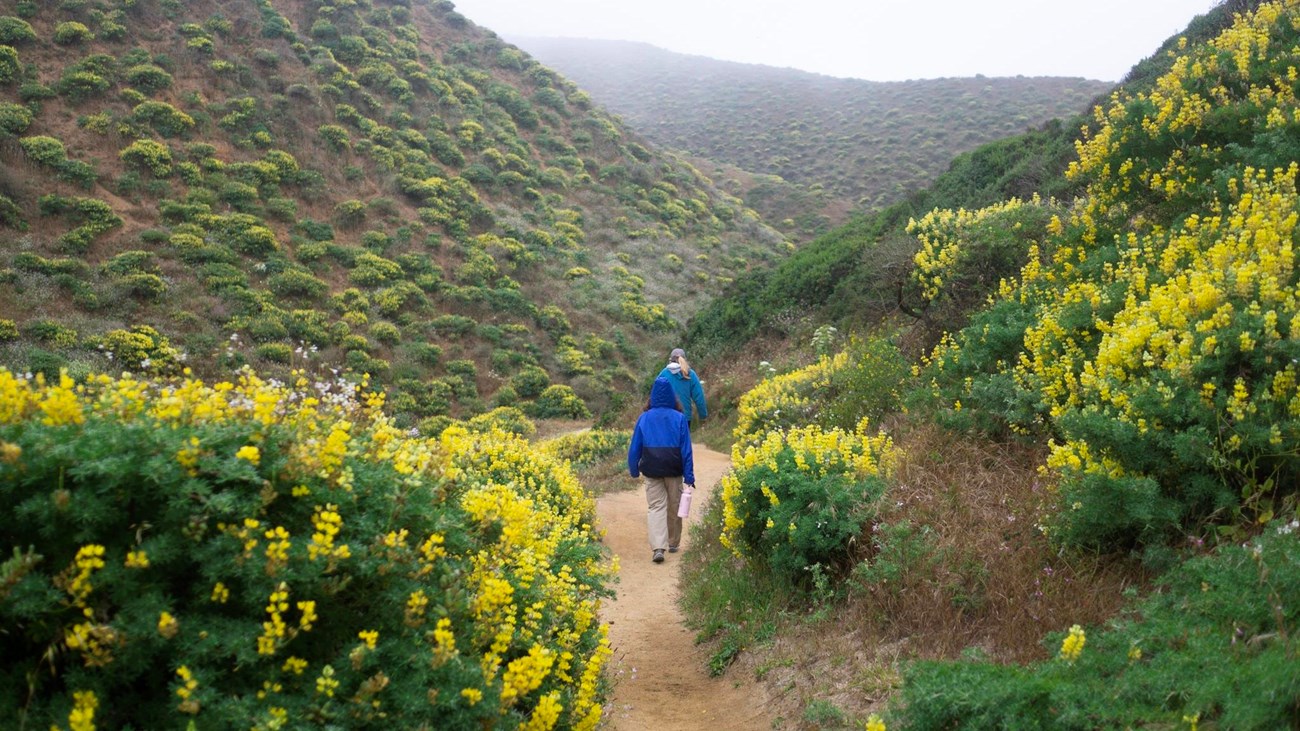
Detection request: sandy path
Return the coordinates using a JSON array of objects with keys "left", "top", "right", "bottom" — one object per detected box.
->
[{"left": 595, "top": 445, "right": 770, "bottom": 730}]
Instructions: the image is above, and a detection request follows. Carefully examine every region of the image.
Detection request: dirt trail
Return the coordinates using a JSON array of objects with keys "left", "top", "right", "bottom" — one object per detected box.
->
[{"left": 595, "top": 445, "right": 770, "bottom": 730}]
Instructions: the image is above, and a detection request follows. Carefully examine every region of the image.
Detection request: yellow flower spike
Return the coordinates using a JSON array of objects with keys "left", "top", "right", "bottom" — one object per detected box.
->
[
  {"left": 124, "top": 550, "right": 149, "bottom": 569},
  {"left": 1059, "top": 624, "right": 1086, "bottom": 663},
  {"left": 358, "top": 629, "right": 379, "bottom": 649},
  {"left": 235, "top": 445, "right": 260, "bottom": 465},
  {"left": 865, "top": 714, "right": 887, "bottom": 731},
  {"left": 67, "top": 690, "right": 98, "bottom": 731}
]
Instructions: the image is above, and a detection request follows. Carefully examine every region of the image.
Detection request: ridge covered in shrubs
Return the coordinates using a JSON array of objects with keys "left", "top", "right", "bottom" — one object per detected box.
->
[{"left": 0, "top": 0, "right": 787, "bottom": 428}]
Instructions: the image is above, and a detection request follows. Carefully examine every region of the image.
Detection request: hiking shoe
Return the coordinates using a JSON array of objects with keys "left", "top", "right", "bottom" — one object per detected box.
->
[
  {"left": 652, "top": 549, "right": 665, "bottom": 563},
  {"left": 668, "top": 545, "right": 679, "bottom": 553}
]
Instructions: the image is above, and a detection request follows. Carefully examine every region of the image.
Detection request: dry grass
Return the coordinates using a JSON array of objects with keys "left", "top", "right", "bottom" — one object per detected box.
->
[
  {"left": 706, "top": 419, "right": 1150, "bottom": 727},
  {"left": 853, "top": 421, "right": 1149, "bottom": 662}
]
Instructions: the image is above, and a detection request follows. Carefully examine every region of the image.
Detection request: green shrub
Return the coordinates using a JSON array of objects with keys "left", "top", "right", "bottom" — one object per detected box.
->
[
  {"left": 267, "top": 269, "right": 327, "bottom": 299},
  {"left": 101, "top": 325, "right": 181, "bottom": 371},
  {"left": 57, "top": 69, "right": 109, "bottom": 101},
  {"left": 527, "top": 384, "right": 590, "bottom": 420},
  {"left": 0, "top": 193, "right": 23, "bottom": 229},
  {"left": 538, "top": 429, "right": 631, "bottom": 468},
  {"left": 369, "top": 321, "right": 400, "bottom": 345},
  {"left": 0, "top": 318, "right": 18, "bottom": 341},
  {"left": 231, "top": 225, "right": 278, "bottom": 258},
  {"left": 53, "top": 21, "right": 93, "bottom": 45},
  {"left": 131, "top": 101, "right": 195, "bottom": 137},
  {"left": 0, "top": 369, "right": 613, "bottom": 729},
  {"left": 0, "top": 45, "right": 18, "bottom": 84},
  {"left": 119, "top": 139, "right": 174, "bottom": 176},
  {"left": 720, "top": 422, "right": 896, "bottom": 589},
  {"left": 125, "top": 63, "right": 173, "bottom": 93},
  {"left": 318, "top": 123, "right": 350, "bottom": 151},
  {"left": 115, "top": 272, "right": 167, "bottom": 300},
  {"left": 0, "top": 16, "right": 36, "bottom": 44},
  {"left": 510, "top": 365, "right": 550, "bottom": 399},
  {"left": 465, "top": 406, "right": 536, "bottom": 438},
  {"left": 405, "top": 342, "right": 442, "bottom": 368},
  {"left": 20, "top": 135, "right": 67, "bottom": 166},
  {"left": 349, "top": 252, "right": 403, "bottom": 287},
  {"left": 0, "top": 101, "right": 31, "bottom": 135},
  {"left": 102, "top": 250, "right": 157, "bottom": 276},
  {"left": 254, "top": 342, "right": 292, "bottom": 363}
]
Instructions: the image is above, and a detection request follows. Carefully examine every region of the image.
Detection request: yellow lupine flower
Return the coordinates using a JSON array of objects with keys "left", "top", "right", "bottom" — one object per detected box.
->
[
  {"left": 67, "top": 690, "right": 97, "bottom": 731},
  {"left": 158, "top": 611, "right": 179, "bottom": 639},
  {"left": 1059, "top": 624, "right": 1086, "bottom": 663},
  {"left": 235, "top": 445, "right": 260, "bottom": 465}
]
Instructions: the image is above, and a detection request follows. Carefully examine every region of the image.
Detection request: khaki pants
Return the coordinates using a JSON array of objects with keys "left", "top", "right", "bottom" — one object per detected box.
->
[{"left": 644, "top": 475, "right": 684, "bottom": 551}]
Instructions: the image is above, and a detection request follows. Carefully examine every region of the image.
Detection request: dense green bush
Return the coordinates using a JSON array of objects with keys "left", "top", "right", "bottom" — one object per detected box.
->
[
  {"left": 120, "top": 139, "right": 174, "bottom": 176},
  {"left": 0, "top": 101, "right": 31, "bottom": 135},
  {"left": 53, "top": 21, "right": 93, "bottom": 45},
  {"left": 0, "top": 45, "right": 18, "bottom": 84},
  {"left": 126, "top": 64, "right": 173, "bottom": 93},
  {"left": 0, "top": 369, "right": 613, "bottom": 729},
  {"left": 527, "top": 384, "right": 590, "bottom": 420},
  {"left": 720, "top": 422, "right": 895, "bottom": 588},
  {"left": 132, "top": 101, "right": 195, "bottom": 137},
  {"left": 0, "top": 16, "right": 36, "bottom": 44}
]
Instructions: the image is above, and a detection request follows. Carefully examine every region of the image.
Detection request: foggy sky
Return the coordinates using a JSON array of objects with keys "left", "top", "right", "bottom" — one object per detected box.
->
[{"left": 448, "top": 0, "right": 1217, "bottom": 82}]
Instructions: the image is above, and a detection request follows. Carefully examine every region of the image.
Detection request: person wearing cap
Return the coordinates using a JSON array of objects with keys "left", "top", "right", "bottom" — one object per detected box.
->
[
  {"left": 658, "top": 347, "right": 708, "bottom": 431},
  {"left": 628, "top": 377, "right": 695, "bottom": 562}
]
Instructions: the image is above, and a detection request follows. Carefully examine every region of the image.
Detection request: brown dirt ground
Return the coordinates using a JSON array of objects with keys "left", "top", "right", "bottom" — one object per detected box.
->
[{"left": 595, "top": 445, "right": 772, "bottom": 730}]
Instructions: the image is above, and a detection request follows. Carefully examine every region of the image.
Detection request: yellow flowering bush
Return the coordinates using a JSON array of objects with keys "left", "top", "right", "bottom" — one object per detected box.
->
[
  {"left": 918, "top": 0, "right": 1300, "bottom": 548},
  {"left": 737, "top": 335, "right": 910, "bottom": 451},
  {"left": 906, "top": 196, "right": 1057, "bottom": 313},
  {"left": 537, "top": 429, "right": 630, "bottom": 468},
  {"left": 0, "top": 367, "right": 612, "bottom": 729},
  {"left": 720, "top": 420, "right": 896, "bottom": 586}
]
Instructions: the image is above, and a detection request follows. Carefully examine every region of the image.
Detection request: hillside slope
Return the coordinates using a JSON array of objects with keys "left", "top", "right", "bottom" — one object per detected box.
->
[
  {"left": 0, "top": 0, "right": 787, "bottom": 427},
  {"left": 506, "top": 37, "right": 1112, "bottom": 221}
]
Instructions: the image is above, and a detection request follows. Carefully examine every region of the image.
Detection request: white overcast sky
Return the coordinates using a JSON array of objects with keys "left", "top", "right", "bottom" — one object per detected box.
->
[{"left": 449, "top": 0, "right": 1218, "bottom": 82}]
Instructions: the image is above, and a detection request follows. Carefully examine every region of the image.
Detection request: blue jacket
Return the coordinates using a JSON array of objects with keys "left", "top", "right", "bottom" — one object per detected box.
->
[
  {"left": 628, "top": 378, "right": 694, "bottom": 484},
  {"left": 656, "top": 366, "right": 708, "bottom": 424}
]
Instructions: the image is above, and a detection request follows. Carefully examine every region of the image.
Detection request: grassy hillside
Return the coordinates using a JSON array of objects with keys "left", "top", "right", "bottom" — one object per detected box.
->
[
  {"left": 0, "top": 0, "right": 788, "bottom": 429},
  {"left": 505, "top": 36, "right": 1112, "bottom": 228}
]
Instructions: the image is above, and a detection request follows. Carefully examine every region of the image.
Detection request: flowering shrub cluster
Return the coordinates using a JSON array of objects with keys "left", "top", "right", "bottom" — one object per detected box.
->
[
  {"left": 720, "top": 420, "right": 897, "bottom": 587},
  {"left": 733, "top": 352, "right": 848, "bottom": 445},
  {"left": 537, "top": 429, "right": 631, "bottom": 468},
  {"left": 907, "top": 195, "right": 1057, "bottom": 312},
  {"left": 0, "top": 367, "right": 612, "bottom": 730},
  {"left": 736, "top": 336, "right": 909, "bottom": 448},
  {"left": 918, "top": 0, "right": 1300, "bottom": 549}
]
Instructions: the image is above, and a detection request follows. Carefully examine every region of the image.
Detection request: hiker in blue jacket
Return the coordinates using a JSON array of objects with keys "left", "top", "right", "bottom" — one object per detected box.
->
[
  {"left": 658, "top": 347, "right": 708, "bottom": 431},
  {"left": 628, "top": 377, "right": 695, "bottom": 563}
]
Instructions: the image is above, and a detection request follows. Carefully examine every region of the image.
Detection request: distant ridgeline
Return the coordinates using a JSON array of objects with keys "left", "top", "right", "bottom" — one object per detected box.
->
[
  {"left": 509, "top": 36, "right": 1113, "bottom": 218},
  {"left": 0, "top": 0, "right": 789, "bottom": 428}
]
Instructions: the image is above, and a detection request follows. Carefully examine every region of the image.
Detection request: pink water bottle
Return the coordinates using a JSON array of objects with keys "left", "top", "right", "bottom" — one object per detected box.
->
[{"left": 677, "top": 484, "right": 694, "bottom": 518}]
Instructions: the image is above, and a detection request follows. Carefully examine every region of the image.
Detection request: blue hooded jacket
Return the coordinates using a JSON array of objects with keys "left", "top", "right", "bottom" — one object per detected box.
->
[
  {"left": 628, "top": 377, "right": 695, "bottom": 484},
  {"left": 657, "top": 365, "right": 708, "bottom": 424}
]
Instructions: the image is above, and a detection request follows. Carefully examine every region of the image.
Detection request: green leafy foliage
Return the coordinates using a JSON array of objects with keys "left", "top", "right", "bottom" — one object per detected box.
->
[
  {"left": 895, "top": 521, "right": 1300, "bottom": 730},
  {"left": 0, "top": 369, "right": 612, "bottom": 730}
]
